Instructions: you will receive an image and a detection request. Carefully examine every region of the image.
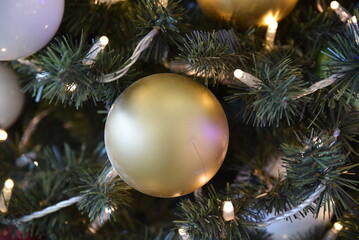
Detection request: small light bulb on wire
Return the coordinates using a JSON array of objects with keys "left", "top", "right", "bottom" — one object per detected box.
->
[
  {"left": 323, "top": 221, "right": 344, "bottom": 240},
  {"left": 330, "top": 1, "right": 352, "bottom": 22},
  {"left": 234, "top": 69, "right": 261, "bottom": 88},
  {"left": 1, "top": 179, "right": 14, "bottom": 213},
  {"left": 159, "top": 0, "right": 168, "bottom": 7},
  {"left": 93, "top": 0, "right": 125, "bottom": 5},
  {"left": 105, "top": 206, "right": 113, "bottom": 214},
  {"left": 65, "top": 83, "right": 77, "bottom": 92},
  {"left": 178, "top": 227, "right": 190, "bottom": 240},
  {"left": 0, "top": 129, "right": 8, "bottom": 141},
  {"left": 222, "top": 200, "right": 235, "bottom": 221},
  {"left": 4, "top": 179, "right": 14, "bottom": 190},
  {"left": 265, "top": 16, "right": 278, "bottom": 51},
  {"left": 334, "top": 222, "right": 343, "bottom": 231},
  {"left": 82, "top": 36, "right": 109, "bottom": 66}
]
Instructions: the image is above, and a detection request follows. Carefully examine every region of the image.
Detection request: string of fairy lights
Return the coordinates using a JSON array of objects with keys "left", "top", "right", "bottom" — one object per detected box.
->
[{"left": 0, "top": 1, "right": 356, "bottom": 239}]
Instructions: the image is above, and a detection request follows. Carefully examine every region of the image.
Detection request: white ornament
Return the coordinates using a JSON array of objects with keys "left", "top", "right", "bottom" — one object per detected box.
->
[
  {"left": 0, "top": 0, "right": 65, "bottom": 61},
  {"left": 264, "top": 208, "right": 331, "bottom": 239},
  {"left": 0, "top": 64, "right": 24, "bottom": 129},
  {"left": 263, "top": 157, "right": 332, "bottom": 239}
]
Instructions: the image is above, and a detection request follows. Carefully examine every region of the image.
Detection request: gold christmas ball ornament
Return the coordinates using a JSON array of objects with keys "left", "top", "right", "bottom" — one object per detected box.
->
[
  {"left": 196, "top": 0, "right": 299, "bottom": 27},
  {"left": 105, "top": 73, "right": 229, "bottom": 198}
]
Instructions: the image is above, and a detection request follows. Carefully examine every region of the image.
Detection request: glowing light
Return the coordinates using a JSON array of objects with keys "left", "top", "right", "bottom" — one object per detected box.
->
[
  {"left": 105, "top": 206, "right": 113, "bottom": 214},
  {"left": 159, "top": 0, "right": 168, "bottom": 7},
  {"left": 66, "top": 83, "right": 77, "bottom": 92},
  {"left": 1, "top": 48, "right": 6, "bottom": 52},
  {"left": 99, "top": 36, "right": 109, "bottom": 47},
  {"left": 334, "top": 222, "right": 343, "bottom": 231},
  {"left": 330, "top": 1, "right": 352, "bottom": 22},
  {"left": 265, "top": 19, "right": 278, "bottom": 51},
  {"left": 234, "top": 69, "right": 244, "bottom": 79},
  {"left": 330, "top": 1, "right": 339, "bottom": 10},
  {"left": 265, "top": 16, "right": 278, "bottom": 51},
  {"left": 266, "top": 18, "right": 278, "bottom": 30},
  {"left": 178, "top": 227, "right": 190, "bottom": 239},
  {"left": 83, "top": 36, "right": 109, "bottom": 65},
  {"left": 222, "top": 201, "right": 235, "bottom": 221},
  {"left": 0, "top": 129, "right": 8, "bottom": 141},
  {"left": 233, "top": 69, "right": 261, "bottom": 88},
  {"left": 34, "top": 161, "right": 39, "bottom": 166},
  {"left": 4, "top": 179, "right": 14, "bottom": 190},
  {"left": 1, "top": 179, "right": 14, "bottom": 213},
  {"left": 94, "top": 0, "right": 125, "bottom": 5},
  {"left": 178, "top": 228, "right": 187, "bottom": 236}
]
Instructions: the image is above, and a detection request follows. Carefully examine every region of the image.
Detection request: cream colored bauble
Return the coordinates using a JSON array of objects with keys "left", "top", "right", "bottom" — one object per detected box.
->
[
  {"left": 0, "top": 64, "right": 24, "bottom": 129},
  {"left": 263, "top": 157, "right": 332, "bottom": 239},
  {"left": 105, "top": 73, "right": 229, "bottom": 198},
  {"left": 196, "top": 0, "right": 298, "bottom": 27},
  {"left": 264, "top": 208, "right": 332, "bottom": 239}
]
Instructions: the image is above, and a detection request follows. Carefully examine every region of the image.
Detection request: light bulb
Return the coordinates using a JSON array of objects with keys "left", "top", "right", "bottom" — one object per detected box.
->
[
  {"left": 330, "top": 1, "right": 339, "bottom": 10},
  {"left": 334, "top": 222, "right": 343, "bottom": 231},
  {"left": 265, "top": 17, "right": 278, "bottom": 51},
  {"left": 4, "top": 179, "right": 14, "bottom": 189},
  {"left": 82, "top": 36, "right": 109, "bottom": 65},
  {"left": 99, "top": 36, "right": 109, "bottom": 47},
  {"left": 178, "top": 227, "right": 190, "bottom": 239},
  {"left": 234, "top": 69, "right": 244, "bottom": 79},
  {"left": 0, "top": 129, "right": 8, "bottom": 141},
  {"left": 222, "top": 201, "right": 235, "bottom": 221},
  {"left": 105, "top": 206, "right": 113, "bottom": 214},
  {"left": 66, "top": 83, "right": 77, "bottom": 92}
]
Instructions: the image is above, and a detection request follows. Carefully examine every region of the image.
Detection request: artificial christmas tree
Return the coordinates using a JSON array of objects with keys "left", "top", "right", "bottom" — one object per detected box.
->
[{"left": 0, "top": 0, "right": 359, "bottom": 239}]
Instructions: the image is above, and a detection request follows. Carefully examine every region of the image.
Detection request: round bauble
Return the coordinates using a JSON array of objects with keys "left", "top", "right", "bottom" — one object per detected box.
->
[
  {"left": 264, "top": 207, "right": 331, "bottom": 239},
  {"left": 0, "top": 64, "right": 24, "bottom": 129},
  {"left": 105, "top": 73, "right": 229, "bottom": 198},
  {"left": 196, "top": 0, "right": 298, "bottom": 27},
  {"left": 0, "top": 0, "right": 64, "bottom": 61}
]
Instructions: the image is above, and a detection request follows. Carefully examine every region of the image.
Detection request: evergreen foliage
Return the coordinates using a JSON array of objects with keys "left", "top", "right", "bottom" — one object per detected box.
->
[{"left": 0, "top": 0, "right": 358, "bottom": 239}]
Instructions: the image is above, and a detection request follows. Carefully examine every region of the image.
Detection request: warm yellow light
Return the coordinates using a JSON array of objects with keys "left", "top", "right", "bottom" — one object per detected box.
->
[
  {"left": 265, "top": 16, "right": 278, "bottom": 27},
  {"left": 105, "top": 206, "right": 113, "bottom": 214},
  {"left": 200, "top": 175, "right": 207, "bottom": 183},
  {"left": 234, "top": 69, "right": 244, "bottom": 79},
  {"left": 1, "top": 48, "right": 6, "bottom": 52},
  {"left": 268, "top": 20, "right": 278, "bottom": 30},
  {"left": 178, "top": 227, "right": 187, "bottom": 236},
  {"left": 266, "top": 17, "right": 278, "bottom": 31},
  {"left": 222, "top": 201, "right": 235, "bottom": 221},
  {"left": 66, "top": 83, "right": 77, "bottom": 92},
  {"left": 334, "top": 222, "right": 343, "bottom": 231},
  {"left": 159, "top": 0, "right": 168, "bottom": 7},
  {"left": 99, "top": 36, "right": 109, "bottom": 47},
  {"left": 0, "top": 129, "right": 8, "bottom": 141},
  {"left": 330, "top": 1, "right": 339, "bottom": 10},
  {"left": 4, "top": 179, "right": 14, "bottom": 190}
]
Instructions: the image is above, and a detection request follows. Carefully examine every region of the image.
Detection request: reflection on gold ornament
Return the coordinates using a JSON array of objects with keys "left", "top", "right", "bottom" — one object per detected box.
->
[
  {"left": 105, "top": 73, "right": 229, "bottom": 198},
  {"left": 196, "top": 0, "right": 298, "bottom": 27}
]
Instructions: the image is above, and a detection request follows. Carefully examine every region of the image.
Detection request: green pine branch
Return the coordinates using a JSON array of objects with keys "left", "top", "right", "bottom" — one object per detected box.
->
[
  {"left": 77, "top": 166, "right": 132, "bottom": 222},
  {"left": 226, "top": 57, "right": 308, "bottom": 127}
]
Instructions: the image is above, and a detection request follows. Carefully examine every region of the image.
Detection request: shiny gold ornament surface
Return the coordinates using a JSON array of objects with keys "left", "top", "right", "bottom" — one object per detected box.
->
[
  {"left": 105, "top": 73, "right": 229, "bottom": 198},
  {"left": 196, "top": 0, "right": 298, "bottom": 27}
]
